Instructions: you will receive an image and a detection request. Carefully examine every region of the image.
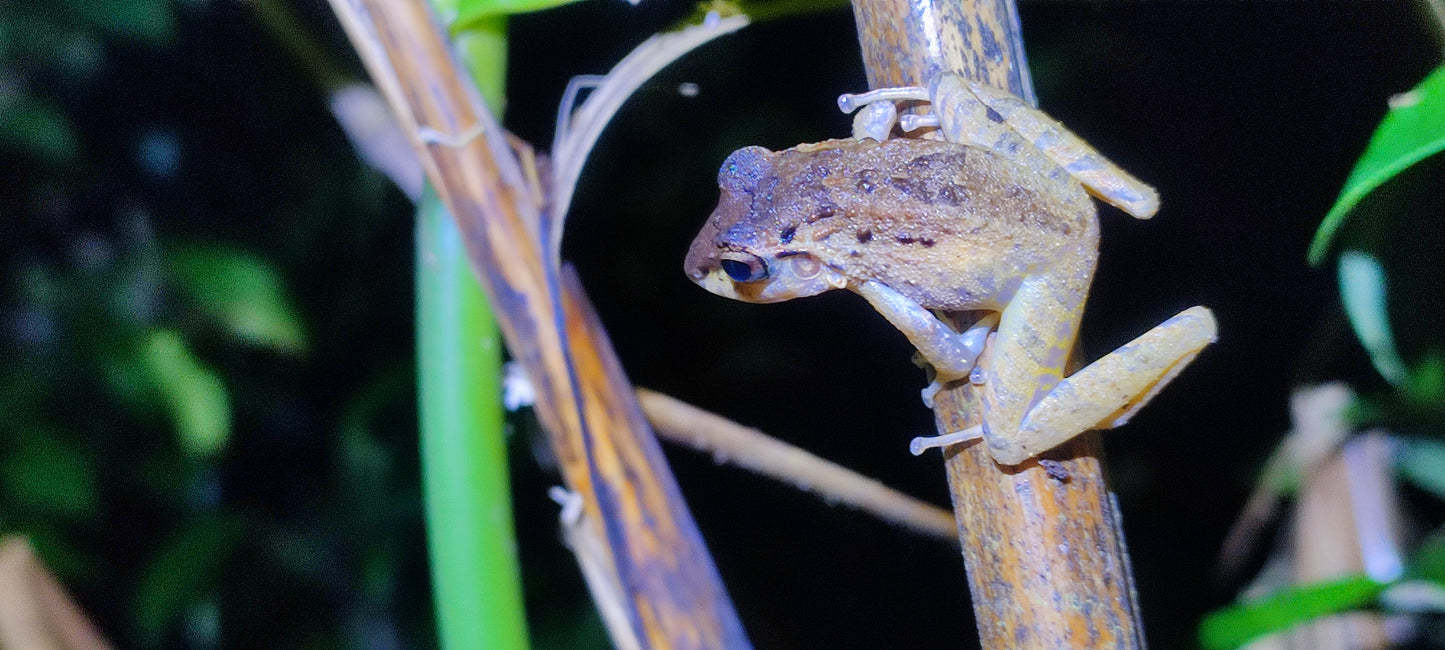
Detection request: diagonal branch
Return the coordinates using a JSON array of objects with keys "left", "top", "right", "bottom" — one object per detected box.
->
[{"left": 325, "top": 2, "right": 751, "bottom": 647}]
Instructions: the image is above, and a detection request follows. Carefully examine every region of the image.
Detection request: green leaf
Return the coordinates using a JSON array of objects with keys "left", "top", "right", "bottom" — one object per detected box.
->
[
  {"left": 132, "top": 515, "right": 246, "bottom": 646},
  {"left": 451, "top": 0, "right": 587, "bottom": 25},
  {"left": 1338, "top": 250, "right": 1409, "bottom": 385},
  {"left": 1410, "top": 530, "right": 1445, "bottom": 585},
  {"left": 63, "top": 0, "right": 177, "bottom": 44},
  {"left": 140, "top": 329, "right": 231, "bottom": 459},
  {"left": 1198, "top": 574, "right": 1387, "bottom": 650},
  {"left": 0, "top": 436, "right": 99, "bottom": 520},
  {"left": 1397, "top": 438, "right": 1445, "bottom": 501},
  {"left": 1310, "top": 66, "right": 1445, "bottom": 266},
  {"left": 16, "top": 527, "right": 90, "bottom": 580},
  {"left": 0, "top": 93, "right": 81, "bottom": 163},
  {"left": 680, "top": 0, "right": 849, "bottom": 25},
  {"left": 166, "top": 246, "right": 307, "bottom": 354},
  {"left": 1405, "top": 354, "right": 1445, "bottom": 408}
]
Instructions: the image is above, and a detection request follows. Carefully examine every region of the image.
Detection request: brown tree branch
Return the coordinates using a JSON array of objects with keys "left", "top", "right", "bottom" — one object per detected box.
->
[{"left": 848, "top": 1, "right": 1146, "bottom": 646}]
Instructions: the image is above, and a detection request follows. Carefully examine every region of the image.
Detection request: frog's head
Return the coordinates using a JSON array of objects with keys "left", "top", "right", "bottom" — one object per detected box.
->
[{"left": 685, "top": 146, "right": 847, "bottom": 304}]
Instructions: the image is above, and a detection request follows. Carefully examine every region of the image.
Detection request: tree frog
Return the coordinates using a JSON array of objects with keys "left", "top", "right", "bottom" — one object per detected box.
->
[{"left": 683, "top": 72, "right": 1216, "bottom": 465}]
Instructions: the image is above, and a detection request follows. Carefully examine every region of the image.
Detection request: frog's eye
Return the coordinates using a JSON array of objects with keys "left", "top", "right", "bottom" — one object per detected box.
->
[{"left": 719, "top": 252, "right": 768, "bottom": 283}]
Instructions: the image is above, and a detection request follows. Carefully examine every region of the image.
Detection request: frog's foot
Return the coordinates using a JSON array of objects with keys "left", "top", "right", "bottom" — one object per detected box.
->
[
  {"left": 970, "top": 364, "right": 987, "bottom": 385},
  {"left": 839, "top": 86, "right": 933, "bottom": 141},
  {"left": 910, "top": 425, "right": 983, "bottom": 456},
  {"left": 958, "top": 313, "right": 998, "bottom": 368},
  {"left": 920, "top": 380, "right": 943, "bottom": 409},
  {"left": 850, "top": 101, "right": 898, "bottom": 141}
]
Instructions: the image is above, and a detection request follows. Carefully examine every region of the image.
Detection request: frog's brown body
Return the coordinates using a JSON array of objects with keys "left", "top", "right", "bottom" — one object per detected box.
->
[
  {"left": 685, "top": 76, "right": 1215, "bottom": 465},
  {"left": 685, "top": 137, "right": 1097, "bottom": 315}
]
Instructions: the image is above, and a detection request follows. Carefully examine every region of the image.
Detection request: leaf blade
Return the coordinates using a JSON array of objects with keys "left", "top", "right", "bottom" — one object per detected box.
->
[
  {"left": 1199, "top": 574, "right": 1387, "bottom": 650},
  {"left": 166, "top": 246, "right": 307, "bottom": 354},
  {"left": 1310, "top": 66, "right": 1445, "bottom": 266}
]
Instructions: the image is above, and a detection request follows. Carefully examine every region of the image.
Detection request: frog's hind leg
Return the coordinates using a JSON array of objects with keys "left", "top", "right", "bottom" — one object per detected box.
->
[
  {"left": 994, "top": 305, "right": 1215, "bottom": 464},
  {"left": 944, "top": 75, "right": 1160, "bottom": 219}
]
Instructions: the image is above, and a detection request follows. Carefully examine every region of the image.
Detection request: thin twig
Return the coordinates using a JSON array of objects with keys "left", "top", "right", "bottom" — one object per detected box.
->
[{"left": 637, "top": 388, "right": 958, "bottom": 541}]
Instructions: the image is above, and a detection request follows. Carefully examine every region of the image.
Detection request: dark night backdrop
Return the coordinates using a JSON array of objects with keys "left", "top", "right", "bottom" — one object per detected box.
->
[{"left": 2, "top": 0, "right": 1439, "bottom": 647}]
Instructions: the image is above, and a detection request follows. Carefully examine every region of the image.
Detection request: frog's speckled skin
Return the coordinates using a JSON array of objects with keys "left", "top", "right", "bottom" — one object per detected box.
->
[
  {"left": 685, "top": 77, "right": 1215, "bottom": 465},
  {"left": 685, "top": 137, "right": 1096, "bottom": 315}
]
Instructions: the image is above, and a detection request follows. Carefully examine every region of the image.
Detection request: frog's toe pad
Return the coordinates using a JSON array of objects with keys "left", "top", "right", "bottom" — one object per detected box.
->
[{"left": 910, "top": 425, "right": 983, "bottom": 456}]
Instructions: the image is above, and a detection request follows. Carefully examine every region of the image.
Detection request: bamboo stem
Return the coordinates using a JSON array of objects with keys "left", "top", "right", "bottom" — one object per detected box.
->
[
  {"left": 848, "top": 2, "right": 1145, "bottom": 647},
  {"left": 418, "top": 190, "right": 528, "bottom": 650}
]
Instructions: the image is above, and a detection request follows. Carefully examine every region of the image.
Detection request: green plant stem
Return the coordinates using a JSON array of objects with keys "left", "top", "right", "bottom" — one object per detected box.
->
[{"left": 416, "top": 15, "right": 527, "bottom": 650}]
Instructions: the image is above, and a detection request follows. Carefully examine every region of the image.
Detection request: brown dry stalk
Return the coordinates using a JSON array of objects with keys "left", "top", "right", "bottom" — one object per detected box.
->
[
  {"left": 848, "top": 1, "right": 1146, "bottom": 646},
  {"left": 637, "top": 388, "right": 958, "bottom": 541},
  {"left": 0, "top": 536, "right": 114, "bottom": 650},
  {"left": 324, "top": 2, "right": 749, "bottom": 647}
]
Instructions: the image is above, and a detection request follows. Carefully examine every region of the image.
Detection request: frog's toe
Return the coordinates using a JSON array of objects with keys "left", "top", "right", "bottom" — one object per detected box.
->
[
  {"left": 899, "top": 113, "right": 941, "bottom": 133},
  {"left": 920, "top": 380, "right": 944, "bottom": 408},
  {"left": 910, "top": 425, "right": 983, "bottom": 456},
  {"left": 837, "top": 86, "right": 931, "bottom": 114}
]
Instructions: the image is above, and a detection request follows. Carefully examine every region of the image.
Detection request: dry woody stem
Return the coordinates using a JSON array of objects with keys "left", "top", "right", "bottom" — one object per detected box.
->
[
  {"left": 638, "top": 388, "right": 957, "bottom": 541},
  {"left": 325, "top": 2, "right": 750, "bottom": 647},
  {"left": 847, "top": 0, "right": 1146, "bottom": 646}
]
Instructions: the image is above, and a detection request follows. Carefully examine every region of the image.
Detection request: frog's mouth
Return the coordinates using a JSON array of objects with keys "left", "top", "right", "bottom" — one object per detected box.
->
[{"left": 691, "top": 250, "right": 845, "bottom": 303}]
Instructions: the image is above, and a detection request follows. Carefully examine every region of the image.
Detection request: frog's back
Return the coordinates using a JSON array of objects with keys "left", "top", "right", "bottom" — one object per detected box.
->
[{"left": 771, "top": 137, "right": 1099, "bottom": 311}]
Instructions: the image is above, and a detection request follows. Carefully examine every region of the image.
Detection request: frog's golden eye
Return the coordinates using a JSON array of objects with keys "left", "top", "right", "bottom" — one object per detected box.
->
[{"left": 719, "top": 252, "right": 768, "bottom": 283}]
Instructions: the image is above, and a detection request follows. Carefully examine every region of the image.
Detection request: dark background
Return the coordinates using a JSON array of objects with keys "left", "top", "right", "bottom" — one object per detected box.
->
[{"left": 3, "top": 0, "right": 1439, "bottom": 647}]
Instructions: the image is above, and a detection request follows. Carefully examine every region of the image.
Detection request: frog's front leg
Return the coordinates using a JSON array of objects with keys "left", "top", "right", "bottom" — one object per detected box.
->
[
  {"left": 912, "top": 303, "right": 1217, "bottom": 465},
  {"left": 918, "top": 314, "right": 999, "bottom": 408},
  {"left": 851, "top": 281, "right": 994, "bottom": 381}
]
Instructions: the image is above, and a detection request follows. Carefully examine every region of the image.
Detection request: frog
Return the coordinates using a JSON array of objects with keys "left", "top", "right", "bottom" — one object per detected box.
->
[{"left": 683, "top": 71, "right": 1216, "bottom": 466}]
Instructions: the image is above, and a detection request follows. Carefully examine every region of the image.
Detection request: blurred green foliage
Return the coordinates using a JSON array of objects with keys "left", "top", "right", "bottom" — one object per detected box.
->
[
  {"left": 0, "top": 0, "right": 440, "bottom": 645},
  {"left": 1313, "top": 65, "right": 1445, "bottom": 428},
  {"left": 1201, "top": 60, "right": 1445, "bottom": 649}
]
